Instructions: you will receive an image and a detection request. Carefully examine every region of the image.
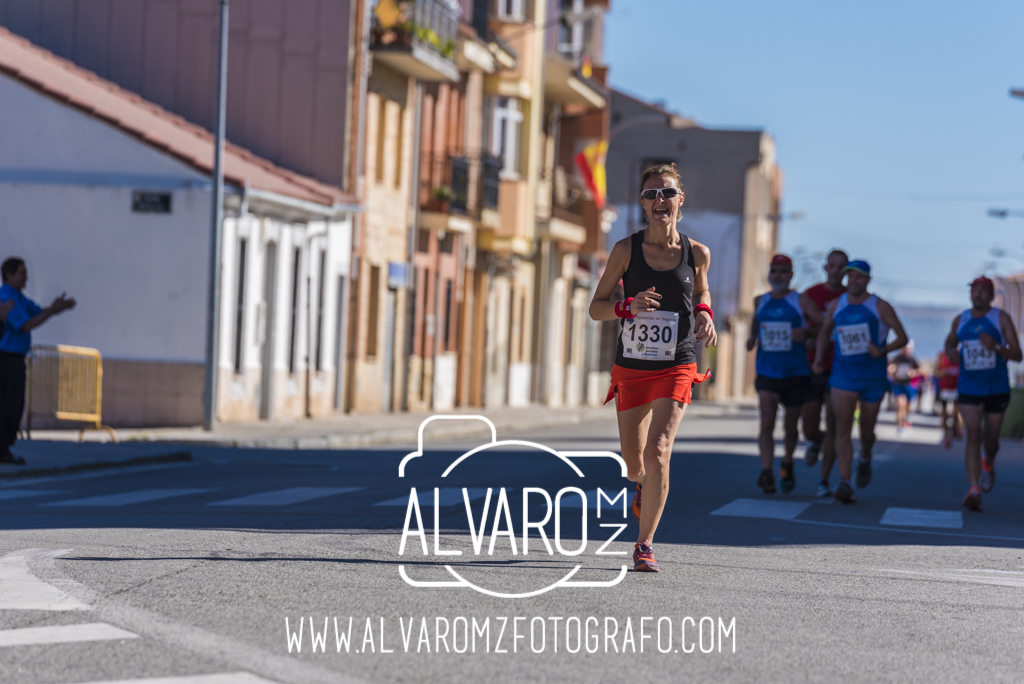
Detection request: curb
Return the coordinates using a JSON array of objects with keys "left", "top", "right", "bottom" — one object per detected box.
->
[{"left": 0, "top": 450, "right": 193, "bottom": 481}]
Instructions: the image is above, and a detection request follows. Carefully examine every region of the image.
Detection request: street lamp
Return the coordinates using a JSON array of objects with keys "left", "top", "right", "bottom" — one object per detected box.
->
[{"left": 988, "top": 208, "right": 1024, "bottom": 219}]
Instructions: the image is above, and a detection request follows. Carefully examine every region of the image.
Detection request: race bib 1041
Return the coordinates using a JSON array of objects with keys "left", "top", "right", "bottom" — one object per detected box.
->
[
  {"left": 760, "top": 321, "right": 792, "bottom": 352},
  {"left": 622, "top": 311, "right": 679, "bottom": 360},
  {"left": 836, "top": 322, "right": 871, "bottom": 356},
  {"left": 961, "top": 339, "right": 997, "bottom": 371}
]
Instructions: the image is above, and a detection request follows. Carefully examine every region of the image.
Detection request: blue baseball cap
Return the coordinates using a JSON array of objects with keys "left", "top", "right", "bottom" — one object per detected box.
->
[{"left": 844, "top": 260, "right": 871, "bottom": 276}]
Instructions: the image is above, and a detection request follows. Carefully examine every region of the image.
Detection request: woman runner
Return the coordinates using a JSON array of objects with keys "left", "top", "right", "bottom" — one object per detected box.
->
[{"left": 590, "top": 163, "right": 716, "bottom": 572}]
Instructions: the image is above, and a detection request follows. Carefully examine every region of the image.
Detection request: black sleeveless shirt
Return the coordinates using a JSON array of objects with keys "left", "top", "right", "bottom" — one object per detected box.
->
[{"left": 614, "top": 229, "right": 697, "bottom": 369}]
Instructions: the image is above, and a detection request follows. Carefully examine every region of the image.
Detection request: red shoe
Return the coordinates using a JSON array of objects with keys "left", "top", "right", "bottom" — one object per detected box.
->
[
  {"left": 632, "top": 483, "right": 642, "bottom": 521},
  {"left": 962, "top": 485, "right": 982, "bottom": 512},
  {"left": 633, "top": 543, "right": 659, "bottom": 572}
]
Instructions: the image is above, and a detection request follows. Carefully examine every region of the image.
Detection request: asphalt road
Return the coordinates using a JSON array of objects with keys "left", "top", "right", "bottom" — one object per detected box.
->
[{"left": 1, "top": 407, "right": 1022, "bottom": 683}]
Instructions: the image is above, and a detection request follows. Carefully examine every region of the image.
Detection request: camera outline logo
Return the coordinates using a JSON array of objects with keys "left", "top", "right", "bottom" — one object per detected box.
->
[{"left": 396, "top": 416, "right": 630, "bottom": 599}]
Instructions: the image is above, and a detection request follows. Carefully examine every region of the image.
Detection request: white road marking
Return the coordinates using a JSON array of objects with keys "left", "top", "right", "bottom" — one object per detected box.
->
[
  {"left": 0, "top": 461, "right": 194, "bottom": 490},
  {"left": 880, "top": 507, "right": 963, "bottom": 529},
  {"left": 877, "top": 569, "right": 1024, "bottom": 588},
  {"left": 67, "top": 673, "right": 282, "bottom": 684},
  {"left": 207, "top": 486, "right": 363, "bottom": 507},
  {"left": 710, "top": 497, "right": 813, "bottom": 520},
  {"left": 374, "top": 487, "right": 492, "bottom": 507},
  {"left": 42, "top": 488, "right": 212, "bottom": 507},
  {"left": 0, "top": 549, "right": 91, "bottom": 611},
  {"left": 0, "top": 622, "right": 136, "bottom": 647},
  {"left": 0, "top": 488, "right": 59, "bottom": 500}
]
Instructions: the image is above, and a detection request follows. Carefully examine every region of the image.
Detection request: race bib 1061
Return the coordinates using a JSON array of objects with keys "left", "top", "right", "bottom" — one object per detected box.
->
[
  {"left": 961, "top": 339, "right": 996, "bottom": 371},
  {"left": 622, "top": 311, "right": 679, "bottom": 360},
  {"left": 836, "top": 322, "right": 871, "bottom": 356},
  {"left": 760, "top": 321, "right": 792, "bottom": 352}
]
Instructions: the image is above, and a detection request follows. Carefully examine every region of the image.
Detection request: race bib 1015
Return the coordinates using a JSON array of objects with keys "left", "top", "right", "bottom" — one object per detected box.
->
[{"left": 760, "top": 321, "right": 792, "bottom": 352}]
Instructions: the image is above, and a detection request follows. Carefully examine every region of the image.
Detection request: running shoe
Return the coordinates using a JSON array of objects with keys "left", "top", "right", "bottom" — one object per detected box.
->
[
  {"left": 962, "top": 485, "right": 982, "bottom": 512},
  {"left": 980, "top": 458, "right": 996, "bottom": 493},
  {"left": 757, "top": 468, "right": 776, "bottom": 494},
  {"left": 834, "top": 481, "right": 856, "bottom": 504},
  {"left": 632, "top": 483, "right": 642, "bottom": 521},
  {"left": 633, "top": 543, "right": 660, "bottom": 572},
  {"left": 815, "top": 479, "right": 832, "bottom": 498},
  {"left": 804, "top": 441, "right": 821, "bottom": 467},
  {"left": 0, "top": 450, "right": 25, "bottom": 465},
  {"left": 855, "top": 459, "right": 872, "bottom": 489},
  {"left": 779, "top": 460, "right": 796, "bottom": 493}
]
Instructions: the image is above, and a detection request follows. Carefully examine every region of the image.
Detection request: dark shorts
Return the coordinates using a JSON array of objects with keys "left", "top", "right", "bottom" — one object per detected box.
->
[
  {"left": 957, "top": 393, "right": 1010, "bottom": 414},
  {"left": 808, "top": 372, "right": 830, "bottom": 402},
  {"left": 891, "top": 384, "right": 917, "bottom": 400},
  {"left": 755, "top": 375, "right": 812, "bottom": 408}
]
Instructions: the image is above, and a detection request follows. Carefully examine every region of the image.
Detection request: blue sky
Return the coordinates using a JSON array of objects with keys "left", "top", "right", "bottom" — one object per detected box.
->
[{"left": 604, "top": 0, "right": 1024, "bottom": 308}]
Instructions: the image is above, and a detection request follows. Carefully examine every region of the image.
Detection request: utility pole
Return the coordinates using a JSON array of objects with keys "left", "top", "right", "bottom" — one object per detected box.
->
[{"left": 203, "top": 0, "right": 230, "bottom": 431}]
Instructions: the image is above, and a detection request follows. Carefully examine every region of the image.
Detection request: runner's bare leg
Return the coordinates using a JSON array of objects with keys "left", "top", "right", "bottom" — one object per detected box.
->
[
  {"left": 831, "top": 388, "right": 860, "bottom": 481},
  {"left": 615, "top": 400, "right": 653, "bottom": 485},
  {"left": 758, "top": 392, "right": 781, "bottom": 470},
  {"left": 961, "top": 404, "right": 984, "bottom": 484},
  {"left": 636, "top": 397, "right": 686, "bottom": 544}
]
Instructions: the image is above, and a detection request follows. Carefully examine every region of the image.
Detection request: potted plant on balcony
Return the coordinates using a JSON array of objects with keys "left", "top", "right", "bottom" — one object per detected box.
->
[{"left": 429, "top": 185, "right": 454, "bottom": 213}]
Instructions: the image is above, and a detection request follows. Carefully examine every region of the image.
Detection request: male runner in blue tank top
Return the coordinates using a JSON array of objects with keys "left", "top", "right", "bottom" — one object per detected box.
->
[
  {"left": 943, "top": 276, "right": 1021, "bottom": 511},
  {"left": 813, "top": 260, "right": 909, "bottom": 503},
  {"left": 746, "top": 255, "right": 822, "bottom": 494}
]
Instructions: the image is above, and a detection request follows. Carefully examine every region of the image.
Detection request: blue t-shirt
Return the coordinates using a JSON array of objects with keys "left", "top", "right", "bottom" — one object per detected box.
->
[
  {"left": 755, "top": 291, "right": 810, "bottom": 378},
  {"left": 831, "top": 293, "right": 889, "bottom": 380},
  {"left": 956, "top": 308, "right": 1010, "bottom": 397},
  {"left": 0, "top": 283, "right": 42, "bottom": 354}
]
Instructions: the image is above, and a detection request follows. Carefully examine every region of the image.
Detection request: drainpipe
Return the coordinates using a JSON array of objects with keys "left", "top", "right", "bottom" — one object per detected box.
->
[{"left": 402, "top": 81, "right": 425, "bottom": 411}]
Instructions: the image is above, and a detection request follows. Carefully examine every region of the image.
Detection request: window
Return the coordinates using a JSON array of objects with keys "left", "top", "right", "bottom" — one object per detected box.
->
[
  {"left": 288, "top": 247, "right": 301, "bottom": 374},
  {"left": 315, "top": 249, "right": 326, "bottom": 372},
  {"left": 496, "top": 0, "right": 525, "bottom": 21},
  {"left": 375, "top": 97, "right": 388, "bottom": 183},
  {"left": 367, "top": 265, "right": 381, "bottom": 358},
  {"left": 490, "top": 97, "right": 523, "bottom": 177},
  {"left": 232, "top": 238, "right": 247, "bottom": 374}
]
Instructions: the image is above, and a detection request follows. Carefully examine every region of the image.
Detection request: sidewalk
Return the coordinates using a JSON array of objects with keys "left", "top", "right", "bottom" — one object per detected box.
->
[{"left": 17, "top": 401, "right": 756, "bottom": 449}]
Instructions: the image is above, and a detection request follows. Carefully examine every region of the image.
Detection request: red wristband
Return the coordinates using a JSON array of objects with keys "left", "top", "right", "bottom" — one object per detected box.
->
[
  {"left": 615, "top": 297, "right": 634, "bottom": 318},
  {"left": 694, "top": 303, "right": 713, "bottom": 320}
]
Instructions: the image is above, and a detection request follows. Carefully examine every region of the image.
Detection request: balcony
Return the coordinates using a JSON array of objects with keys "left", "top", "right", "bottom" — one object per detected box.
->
[
  {"left": 371, "top": 0, "right": 460, "bottom": 83},
  {"left": 543, "top": 51, "right": 606, "bottom": 108},
  {"left": 419, "top": 152, "right": 502, "bottom": 233},
  {"left": 539, "top": 167, "right": 587, "bottom": 246}
]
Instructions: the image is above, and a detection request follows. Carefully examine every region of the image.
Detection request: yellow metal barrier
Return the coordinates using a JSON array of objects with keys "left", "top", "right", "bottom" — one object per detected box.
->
[{"left": 27, "top": 345, "right": 118, "bottom": 442}]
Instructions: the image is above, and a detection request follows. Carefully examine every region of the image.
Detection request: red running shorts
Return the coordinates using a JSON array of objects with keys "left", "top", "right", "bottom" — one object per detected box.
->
[{"left": 604, "top": 363, "right": 711, "bottom": 412}]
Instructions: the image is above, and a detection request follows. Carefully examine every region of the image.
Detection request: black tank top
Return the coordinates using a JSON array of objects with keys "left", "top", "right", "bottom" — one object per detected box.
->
[{"left": 614, "top": 229, "right": 697, "bottom": 369}]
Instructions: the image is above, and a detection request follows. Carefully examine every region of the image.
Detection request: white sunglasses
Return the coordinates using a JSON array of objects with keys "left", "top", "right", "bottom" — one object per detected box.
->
[{"left": 639, "top": 187, "right": 682, "bottom": 200}]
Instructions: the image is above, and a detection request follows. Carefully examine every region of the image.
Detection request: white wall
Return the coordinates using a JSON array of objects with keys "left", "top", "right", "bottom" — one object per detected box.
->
[{"left": 0, "top": 74, "right": 211, "bottom": 361}]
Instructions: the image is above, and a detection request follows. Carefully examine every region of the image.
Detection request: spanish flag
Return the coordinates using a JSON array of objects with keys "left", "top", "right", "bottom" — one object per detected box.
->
[{"left": 574, "top": 139, "right": 608, "bottom": 210}]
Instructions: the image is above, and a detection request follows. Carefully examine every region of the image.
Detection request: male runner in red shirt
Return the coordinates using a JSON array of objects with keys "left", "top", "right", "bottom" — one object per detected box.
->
[{"left": 801, "top": 249, "right": 848, "bottom": 496}]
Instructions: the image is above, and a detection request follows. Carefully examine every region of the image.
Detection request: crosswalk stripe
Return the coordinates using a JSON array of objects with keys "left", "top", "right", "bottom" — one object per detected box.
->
[
  {"left": 207, "top": 486, "right": 363, "bottom": 507},
  {"left": 0, "top": 488, "right": 60, "bottom": 501},
  {"left": 0, "top": 549, "right": 92, "bottom": 611},
  {"left": 374, "top": 487, "right": 493, "bottom": 507},
  {"left": 880, "top": 507, "right": 963, "bottom": 529},
  {"left": 41, "top": 485, "right": 211, "bottom": 507},
  {"left": 68, "top": 673, "right": 282, "bottom": 684},
  {"left": 710, "top": 497, "right": 813, "bottom": 521},
  {"left": 41, "top": 489, "right": 212, "bottom": 507},
  {"left": 0, "top": 622, "right": 137, "bottom": 647}
]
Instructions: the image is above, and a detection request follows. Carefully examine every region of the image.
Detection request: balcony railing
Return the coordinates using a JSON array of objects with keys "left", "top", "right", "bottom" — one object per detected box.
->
[
  {"left": 551, "top": 167, "right": 586, "bottom": 226},
  {"left": 420, "top": 152, "right": 503, "bottom": 218},
  {"left": 371, "top": 0, "right": 459, "bottom": 61}
]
